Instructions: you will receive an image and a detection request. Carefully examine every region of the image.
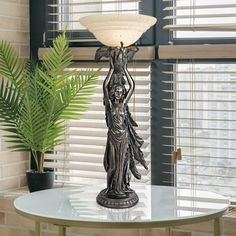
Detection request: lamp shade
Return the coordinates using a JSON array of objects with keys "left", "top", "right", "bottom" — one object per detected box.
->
[{"left": 80, "top": 14, "right": 157, "bottom": 47}]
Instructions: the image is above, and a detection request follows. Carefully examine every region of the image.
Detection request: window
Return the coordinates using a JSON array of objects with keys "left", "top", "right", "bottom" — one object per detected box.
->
[
  {"left": 163, "top": 0, "right": 236, "bottom": 38},
  {"left": 32, "top": 0, "right": 236, "bottom": 199},
  {"left": 162, "top": 63, "right": 236, "bottom": 199},
  {"left": 157, "top": 0, "right": 236, "bottom": 199}
]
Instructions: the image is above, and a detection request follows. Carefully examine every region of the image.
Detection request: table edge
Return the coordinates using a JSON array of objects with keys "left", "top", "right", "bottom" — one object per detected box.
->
[{"left": 14, "top": 206, "right": 229, "bottom": 229}]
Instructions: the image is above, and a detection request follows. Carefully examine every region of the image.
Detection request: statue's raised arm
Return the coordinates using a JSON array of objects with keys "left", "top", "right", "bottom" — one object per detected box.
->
[
  {"left": 123, "top": 58, "right": 134, "bottom": 105},
  {"left": 103, "top": 57, "right": 114, "bottom": 106},
  {"left": 122, "top": 45, "right": 138, "bottom": 104},
  {"left": 95, "top": 47, "right": 114, "bottom": 106}
]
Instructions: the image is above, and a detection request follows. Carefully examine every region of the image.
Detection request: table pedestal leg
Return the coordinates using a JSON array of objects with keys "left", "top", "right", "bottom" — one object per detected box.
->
[
  {"left": 58, "top": 225, "right": 67, "bottom": 236},
  {"left": 214, "top": 218, "right": 221, "bottom": 236},
  {"left": 165, "top": 227, "right": 171, "bottom": 236},
  {"left": 35, "top": 222, "right": 41, "bottom": 236}
]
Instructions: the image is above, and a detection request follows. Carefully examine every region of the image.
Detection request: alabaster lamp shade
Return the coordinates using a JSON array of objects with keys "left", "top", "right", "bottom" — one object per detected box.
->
[{"left": 80, "top": 14, "right": 157, "bottom": 47}]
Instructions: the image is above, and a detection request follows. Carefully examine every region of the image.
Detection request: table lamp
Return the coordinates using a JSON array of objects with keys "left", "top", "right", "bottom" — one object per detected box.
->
[{"left": 80, "top": 13, "right": 157, "bottom": 209}]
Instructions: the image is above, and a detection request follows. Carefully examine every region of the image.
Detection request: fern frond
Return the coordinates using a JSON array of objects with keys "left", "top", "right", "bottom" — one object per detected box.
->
[
  {"left": 0, "top": 40, "right": 26, "bottom": 89},
  {"left": 42, "top": 32, "right": 72, "bottom": 77},
  {"left": 0, "top": 78, "right": 21, "bottom": 127},
  {"left": 59, "top": 70, "right": 97, "bottom": 120}
]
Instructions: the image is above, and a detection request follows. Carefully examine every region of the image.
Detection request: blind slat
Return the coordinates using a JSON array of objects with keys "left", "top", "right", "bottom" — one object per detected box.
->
[
  {"left": 65, "top": 128, "right": 150, "bottom": 138},
  {"left": 164, "top": 24, "right": 236, "bottom": 31},
  {"left": 164, "top": 13, "right": 236, "bottom": 20},
  {"left": 163, "top": 4, "right": 236, "bottom": 11},
  {"left": 54, "top": 146, "right": 150, "bottom": 155},
  {"left": 91, "top": 94, "right": 150, "bottom": 100},
  {"left": 163, "top": 99, "right": 236, "bottom": 102},
  {"left": 45, "top": 154, "right": 151, "bottom": 163},
  {"left": 177, "top": 163, "right": 236, "bottom": 170},
  {"left": 81, "top": 112, "right": 150, "bottom": 122},
  {"left": 48, "top": 0, "right": 141, "bottom": 7},
  {"left": 163, "top": 117, "right": 236, "bottom": 122},
  {"left": 162, "top": 80, "right": 236, "bottom": 83},
  {"left": 45, "top": 154, "right": 102, "bottom": 163},
  {"left": 177, "top": 172, "right": 236, "bottom": 180},
  {"left": 87, "top": 104, "right": 150, "bottom": 112},
  {"left": 163, "top": 90, "right": 236, "bottom": 93},
  {"left": 48, "top": 9, "right": 138, "bottom": 16},
  {"left": 164, "top": 143, "right": 236, "bottom": 150},
  {"left": 64, "top": 138, "right": 150, "bottom": 149},
  {"left": 68, "top": 120, "right": 150, "bottom": 130},
  {"left": 163, "top": 71, "right": 236, "bottom": 74},
  {"left": 54, "top": 174, "right": 149, "bottom": 184},
  {"left": 45, "top": 163, "right": 149, "bottom": 175},
  {"left": 163, "top": 135, "right": 236, "bottom": 141},
  {"left": 162, "top": 126, "right": 236, "bottom": 131},
  {"left": 163, "top": 153, "right": 236, "bottom": 161}
]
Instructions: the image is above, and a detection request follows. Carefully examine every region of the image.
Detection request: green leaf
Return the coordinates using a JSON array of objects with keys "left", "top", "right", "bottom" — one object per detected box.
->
[
  {"left": 0, "top": 33, "right": 98, "bottom": 171},
  {"left": 0, "top": 40, "right": 26, "bottom": 90}
]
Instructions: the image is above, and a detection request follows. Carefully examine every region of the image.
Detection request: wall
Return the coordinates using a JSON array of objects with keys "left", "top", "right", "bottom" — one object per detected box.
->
[
  {"left": 0, "top": 152, "right": 28, "bottom": 191},
  {"left": 0, "top": 0, "right": 29, "bottom": 58},
  {"left": 0, "top": 0, "right": 30, "bottom": 190}
]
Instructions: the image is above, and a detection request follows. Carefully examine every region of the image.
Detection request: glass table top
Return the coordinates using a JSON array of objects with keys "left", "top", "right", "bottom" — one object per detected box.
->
[{"left": 14, "top": 184, "right": 229, "bottom": 227}]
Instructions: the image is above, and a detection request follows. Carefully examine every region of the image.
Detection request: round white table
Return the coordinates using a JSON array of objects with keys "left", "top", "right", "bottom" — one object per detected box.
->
[{"left": 14, "top": 184, "right": 229, "bottom": 236}]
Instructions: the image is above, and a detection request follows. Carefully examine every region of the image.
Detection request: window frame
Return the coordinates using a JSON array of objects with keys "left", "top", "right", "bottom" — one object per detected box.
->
[
  {"left": 151, "top": 0, "right": 174, "bottom": 186},
  {"left": 170, "top": 59, "right": 236, "bottom": 200},
  {"left": 163, "top": 0, "right": 236, "bottom": 44},
  {"left": 152, "top": 0, "right": 236, "bottom": 188}
]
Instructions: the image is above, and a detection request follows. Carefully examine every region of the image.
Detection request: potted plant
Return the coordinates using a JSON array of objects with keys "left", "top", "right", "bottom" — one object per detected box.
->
[{"left": 0, "top": 33, "right": 97, "bottom": 192}]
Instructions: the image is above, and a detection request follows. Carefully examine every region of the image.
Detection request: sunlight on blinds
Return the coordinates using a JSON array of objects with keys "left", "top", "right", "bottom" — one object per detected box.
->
[
  {"left": 163, "top": 0, "right": 236, "bottom": 38},
  {"left": 48, "top": 0, "right": 141, "bottom": 41},
  {"left": 163, "top": 63, "right": 236, "bottom": 199},
  {"left": 44, "top": 62, "right": 151, "bottom": 185}
]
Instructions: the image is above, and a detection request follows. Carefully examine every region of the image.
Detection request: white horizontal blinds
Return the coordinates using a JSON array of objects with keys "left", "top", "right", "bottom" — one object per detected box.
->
[
  {"left": 44, "top": 62, "right": 151, "bottom": 185},
  {"left": 163, "top": 0, "right": 236, "bottom": 38},
  {"left": 163, "top": 63, "right": 236, "bottom": 199},
  {"left": 48, "top": 0, "right": 141, "bottom": 41}
]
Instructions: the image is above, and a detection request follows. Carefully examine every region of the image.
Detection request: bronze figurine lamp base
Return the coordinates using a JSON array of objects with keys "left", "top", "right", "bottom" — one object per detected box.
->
[
  {"left": 95, "top": 44, "right": 148, "bottom": 208},
  {"left": 80, "top": 14, "right": 157, "bottom": 209}
]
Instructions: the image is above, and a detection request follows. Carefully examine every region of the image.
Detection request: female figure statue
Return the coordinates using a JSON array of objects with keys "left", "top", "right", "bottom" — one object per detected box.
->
[{"left": 96, "top": 44, "right": 148, "bottom": 208}]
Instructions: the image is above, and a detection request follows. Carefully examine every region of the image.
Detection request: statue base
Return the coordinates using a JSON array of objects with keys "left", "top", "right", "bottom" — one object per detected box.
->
[{"left": 96, "top": 188, "right": 139, "bottom": 209}]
